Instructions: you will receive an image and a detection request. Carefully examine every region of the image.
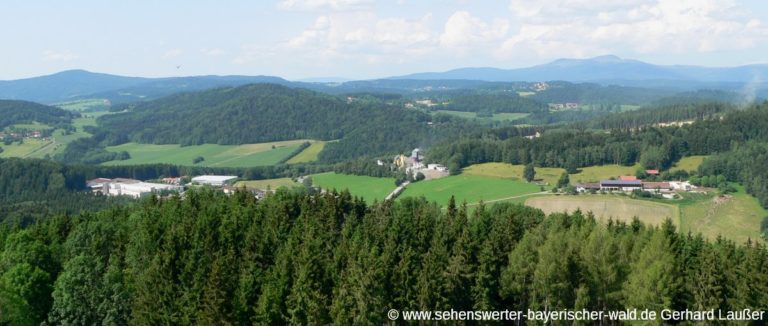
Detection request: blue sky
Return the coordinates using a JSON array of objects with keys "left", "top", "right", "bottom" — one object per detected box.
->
[{"left": 1, "top": 0, "right": 767, "bottom": 80}]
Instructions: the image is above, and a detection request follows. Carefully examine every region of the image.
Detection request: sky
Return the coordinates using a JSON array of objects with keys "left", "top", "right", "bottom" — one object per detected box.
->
[{"left": 1, "top": 0, "right": 767, "bottom": 80}]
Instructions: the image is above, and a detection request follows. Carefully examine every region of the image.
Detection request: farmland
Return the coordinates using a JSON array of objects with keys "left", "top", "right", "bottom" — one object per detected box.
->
[
  {"left": 569, "top": 164, "right": 641, "bottom": 183},
  {"left": 525, "top": 195, "right": 679, "bottom": 226},
  {"left": 400, "top": 174, "right": 542, "bottom": 206},
  {"left": 235, "top": 178, "right": 298, "bottom": 190},
  {"left": 0, "top": 111, "right": 109, "bottom": 159},
  {"left": 463, "top": 162, "right": 565, "bottom": 186},
  {"left": 311, "top": 173, "right": 396, "bottom": 204},
  {"left": 286, "top": 141, "right": 326, "bottom": 164},
  {"left": 431, "top": 110, "right": 529, "bottom": 122},
  {"left": 670, "top": 155, "right": 707, "bottom": 173},
  {"left": 102, "top": 140, "right": 309, "bottom": 167},
  {"left": 678, "top": 186, "right": 766, "bottom": 243}
]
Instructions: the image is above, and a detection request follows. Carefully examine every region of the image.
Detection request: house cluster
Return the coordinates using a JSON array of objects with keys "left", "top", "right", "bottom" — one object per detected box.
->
[
  {"left": 0, "top": 130, "right": 44, "bottom": 141},
  {"left": 533, "top": 82, "right": 550, "bottom": 91},
  {"left": 575, "top": 173, "right": 696, "bottom": 198},
  {"left": 86, "top": 174, "right": 266, "bottom": 199},
  {"left": 548, "top": 103, "right": 580, "bottom": 110},
  {"left": 390, "top": 148, "right": 449, "bottom": 180}
]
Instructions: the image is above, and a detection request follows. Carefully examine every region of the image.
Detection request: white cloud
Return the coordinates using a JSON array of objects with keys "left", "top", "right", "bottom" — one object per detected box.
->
[
  {"left": 201, "top": 48, "right": 227, "bottom": 57},
  {"left": 278, "top": 0, "right": 373, "bottom": 11},
  {"left": 439, "top": 11, "right": 509, "bottom": 49},
  {"left": 499, "top": 0, "right": 767, "bottom": 60},
  {"left": 42, "top": 50, "right": 79, "bottom": 62},
  {"left": 162, "top": 49, "right": 183, "bottom": 59}
]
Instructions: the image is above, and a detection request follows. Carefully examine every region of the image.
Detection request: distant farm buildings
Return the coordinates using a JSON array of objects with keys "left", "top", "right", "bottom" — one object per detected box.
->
[
  {"left": 87, "top": 178, "right": 183, "bottom": 198},
  {"left": 576, "top": 177, "right": 684, "bottom": 194},
  {"left": 191, "top": 175, "right": 238, "bottom": 186}
]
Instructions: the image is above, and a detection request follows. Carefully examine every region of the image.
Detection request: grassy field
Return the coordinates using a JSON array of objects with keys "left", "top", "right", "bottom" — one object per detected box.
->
[
  {"left": 286, "top": 141, "right": 326, "bottom": 164},
  {"left": 463, "top": 162, "right": 565, "bottom": 186},
  {"left": 570, "top": 164, "right": 641, "bottom": 183},
  {"left": 0, "top": 112, "right": 111, "bottom": 159},
  {"left": 102, "top": 140, "right": 308, "bottom": 167},
  {"left": 670, "top": 155, "right": 708, "bottom": 173},
  {"left": 517, "top": 91, "right": 535, "bottom": 97},
  {"left": 678, "top": 186, "right": 766, "bottom": 244},
  {"left": 311, "top": 173, "right": 396, "bottom": 204},
  {"left": 432, "top": 110, "right": 530, "bottom": 122},
  {"left": 54, "top": 98, "right": 110, "bottom": 111},
  {"left": 526, "top": 195, "right": 679, "bottom": 226},
  {"left": 400, "top": 174, "right": 542, "bottom": 206},
  {"left": 235, "top": 178, "right": 299, "bottom": 190}
]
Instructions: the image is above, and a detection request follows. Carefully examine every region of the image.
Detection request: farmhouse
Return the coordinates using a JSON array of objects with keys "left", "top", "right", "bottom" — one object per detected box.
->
[
  {"left": 575, "top": 183, "right": 601, "bottom": 192},
  {"left": 600, "top": 180, "right": 642, "bottom": 192},
  {"left": 192, "top": 175, "right": 238, "bottom": 186},
  {"left": 642, "top": 182, "right": 672, "bottom": 193},
  {"left": 427, "top": 163, "right": 449, "bottom": 172}
]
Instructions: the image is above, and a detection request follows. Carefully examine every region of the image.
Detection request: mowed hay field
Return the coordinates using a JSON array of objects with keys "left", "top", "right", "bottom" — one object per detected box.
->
[
  {"left": 670, "top": 155, "right": 708, "bottom": 173},
  {"left": 102, "top": 140, "right": 309, "bottom": 167},
  {"left": 311, "top": 173, "right": 396, "bottom": 204},
  {"left": 678, "top": 186, "right": 767, "bottom": 243},
  {"left": 286, "top": 141, "right": 325, "bottom": 164},
  {"left": 463, "top": 162, "right": 565, "bottom": 186},
  {"left": 235, "top": 178, "right": 298, "bottom": 190},
  {"left": 525, "top": 195, "right": 678, "bottom": 227},
  {"left": 570, "top": 164, "right": 641, "bottom": 183},
  {"left": 401, "top": 174, "right": 541, "bottom": 206}
]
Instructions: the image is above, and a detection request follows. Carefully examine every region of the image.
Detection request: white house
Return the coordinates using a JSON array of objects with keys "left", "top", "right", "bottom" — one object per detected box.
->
[{"left": 192, "top": 175, "right": 238, "bottom": 186}]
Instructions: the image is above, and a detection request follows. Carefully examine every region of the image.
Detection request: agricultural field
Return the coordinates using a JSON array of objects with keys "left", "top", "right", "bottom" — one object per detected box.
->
[
  {"left": 517, "top": 91, "right": 535, "bottom": 97},
  {"left": 431, "top": 110, "right": 529, "bottom": 122},
  {"left": 670, "top": 155, "right": 707, "bottom": 173},
  {"left": 235, "top": 178, "right": 298, "bottom": 191},
  {"left": 54, "top": 99, "right": 111, "bottom": 111},
  {"left": 463, "top": 162, "right": 565, "bottom": 186},
  {"left": 569, "top": 164, "right": 641, "bottom": 183},
  {"left": 678, "top": 186, "right": 767, "bottom": 244},
  {"left": 286, "top": 141, "right": 325, "bottom": 164},
  {"left": 311, "top": 173, "right": 396, "bottom": 204},
  {"left": 400, "top": 174, "right": 542, "bottom": 206},
  {"left": 102, "top": 140, "right": 309, "bottom": 167},
  {"left": 525, "top": 195, "right": 679, "bottom": 226},
  {"left": 0, "top": 111, "right": 111, "bottom": 159}
]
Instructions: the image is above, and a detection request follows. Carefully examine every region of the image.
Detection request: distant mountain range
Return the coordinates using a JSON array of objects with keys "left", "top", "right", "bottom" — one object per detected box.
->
[
  {"left": 1, "top": 55, "right": 766, "bottom": 104},
  {"left": 391, "top": 55, "right": 768, "bottom": 86},
  {"left": 0, "top": 70, "right": 306, "bottom": 104}
]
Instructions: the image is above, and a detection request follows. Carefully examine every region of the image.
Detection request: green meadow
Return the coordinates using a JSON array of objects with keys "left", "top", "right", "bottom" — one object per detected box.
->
[
  {"left": 311, "top": 172, "right": 397, "bottom": 204},
  {"left": 102, "top": 140, "right": 308, "bottom": 167},
  {"left": 400, "top": 174, "right": 542, "bottom": 206}
]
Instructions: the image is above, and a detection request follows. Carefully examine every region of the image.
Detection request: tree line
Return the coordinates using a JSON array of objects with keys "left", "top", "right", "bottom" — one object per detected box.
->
[{"left": 0, "top": 188, "right": 765, "bottom": 325}]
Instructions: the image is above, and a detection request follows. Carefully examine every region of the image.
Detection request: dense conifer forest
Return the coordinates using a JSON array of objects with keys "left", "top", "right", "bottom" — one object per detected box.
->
[
  {"left": 0, "top": 100, "right": 76, "bottom": 130},
  {"left": 0, "top": 188, "right": 765, "bottom": 324}
]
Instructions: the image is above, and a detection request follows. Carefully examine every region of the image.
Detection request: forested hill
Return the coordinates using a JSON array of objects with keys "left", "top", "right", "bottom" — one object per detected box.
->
[
  {"left": 0, "top": 100, "right": 76, "bottom": 129},
  {"left": 0, "top": 188, "right": 765, "bottom": 324},
  {"left": 82, "top": 83, "right": 475, "bottom": 162}
]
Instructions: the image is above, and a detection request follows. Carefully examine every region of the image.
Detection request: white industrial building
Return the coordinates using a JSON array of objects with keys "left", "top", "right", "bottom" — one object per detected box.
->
[
  {"left": 191, "top": 175, "right": 238, "bottom": 186},
  {"left": 106, "top": 181, "right": 183, "bottom": 198}
]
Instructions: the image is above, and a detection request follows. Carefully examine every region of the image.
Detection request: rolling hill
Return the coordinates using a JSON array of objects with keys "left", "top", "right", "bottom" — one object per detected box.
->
[
  {"left": 0, "top": 100, "right": 76, "bottom": 129},
  {"left": 391, "top": 55, "right": 768, "bottom": 88}
]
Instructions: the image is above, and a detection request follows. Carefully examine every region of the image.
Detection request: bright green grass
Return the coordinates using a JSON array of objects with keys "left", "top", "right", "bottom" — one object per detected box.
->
[
  {"left": 570, "top": 164, "right": 641, "bottom": 183},
  {"left": 432, "top": 110, "right": 529, "bottom": 121},
  {"left": 311, "top": 172, "right": 396, "bottom": 204},
  {"left": 8, "top": 122, "right": 53, "bottom": 130},
  {"left": 235, "top": 178, "right": 299, "bottom": 191},
  {"left": 102, "top": 140, "right": 309, "bottom": 167},
  {"left": 400, "top": 174, "right": 541, "bottom": 206},
  {"left": 463, "top": 162, "right": 565, "bottom": 186},
  {"left": 287, "top": 141, "right": 326, "bottom": 164},
  {"left": 0, "top": 139, "right": 53, "bottom": 158},
  {"left": 678, "top": 185, "right": 767, "bottom": 244},
  {"left": 670, "top": 155, "right": 708, "bottom": 173},
  {"left": 517, "top": 91, "right": 535, "bottom": 97}
]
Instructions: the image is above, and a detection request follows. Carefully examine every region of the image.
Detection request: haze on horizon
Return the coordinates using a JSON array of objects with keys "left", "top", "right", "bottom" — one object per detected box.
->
[{"left": 2, "top": 0, "right": 767, "bottom": 81}]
